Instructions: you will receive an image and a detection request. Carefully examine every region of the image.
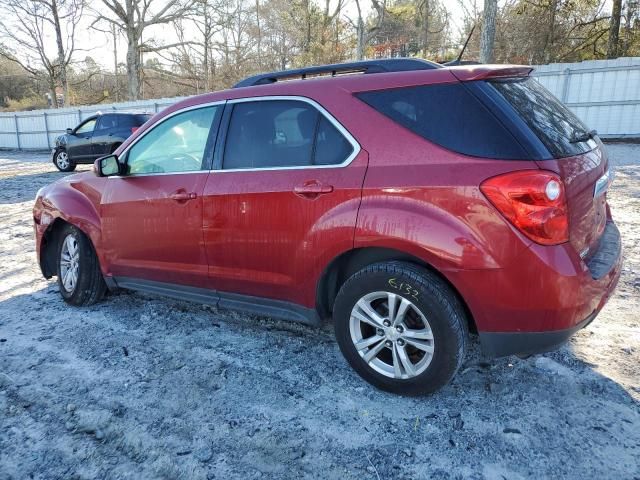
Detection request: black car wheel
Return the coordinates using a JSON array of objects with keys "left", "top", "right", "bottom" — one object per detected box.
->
[
  {"left": 53, "top": 149, "right": 76, "bottom": 172},
  {"left": 56, "top": 224, "right": 107, "bottom": 306},
  {"left": 333, "top": 261, "right": 468, "bottom": 395}
]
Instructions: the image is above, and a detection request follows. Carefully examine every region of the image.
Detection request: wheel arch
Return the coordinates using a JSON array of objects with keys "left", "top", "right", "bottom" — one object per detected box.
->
[
  {"left": 316, "top": 246, "right": 477, "bottom": 333},
  {"left": 39, "top": 216, "right": 102, "bottom": 279}
]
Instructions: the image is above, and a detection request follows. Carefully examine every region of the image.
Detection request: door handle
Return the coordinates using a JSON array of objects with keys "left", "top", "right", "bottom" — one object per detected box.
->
[
  {"left": 294, "top": 181, "right": 334, "bottom": 198},
  {"left": 170, "top": 191, "right": 197, "bottom": 202}
]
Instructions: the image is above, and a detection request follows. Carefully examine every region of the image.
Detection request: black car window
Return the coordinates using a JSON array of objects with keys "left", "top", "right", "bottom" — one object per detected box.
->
[
  {"left": 75, "top": 118, "right": 96, "bottom": 135},
  {"left": 223, "top": 100, "right": 352, "bottom": 169},
  {"left": 117, "top": 114, "right": 151, "bottom": 128},
  {"left": 96, "top": 115, "right": 118, "bottom": 131},
  {"left": 127, "top": 106, "right": 219, "bottom": 175},
  {"left": 356, "top": 83, "right": 530, "bottom": 160},
  {"left": 315, "top": 116, "right": 354, "bottom": 165},
  {"left": 487, "top": 78, "right": 593, "bottom": 158}
]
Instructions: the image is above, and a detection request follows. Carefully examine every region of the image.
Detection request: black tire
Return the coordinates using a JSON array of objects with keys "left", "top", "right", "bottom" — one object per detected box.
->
[
  {"left": 56, "top": 224, "right": 107, "bottom": 306},
  {"left": 333, "top": 261, "right": 467, "bottom": 395},
  {"left": 53, "top": 149, "right": 76, "bottom": 172}
]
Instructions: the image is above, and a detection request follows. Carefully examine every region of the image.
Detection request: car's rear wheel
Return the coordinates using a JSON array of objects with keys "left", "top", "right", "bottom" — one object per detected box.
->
[
  {"left": 333, "top": 261, "right": 467, "bottom": 395},
  {"left": 56, "top": 225, "right": 106, "bottom": 306},
  {"left": 53, "top": 149, "right": 76, "bottom": 172}
]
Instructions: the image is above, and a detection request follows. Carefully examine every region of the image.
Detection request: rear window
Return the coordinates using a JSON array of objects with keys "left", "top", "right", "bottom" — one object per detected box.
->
[
  {"left": 117, "top": 114, "right": 151, "bottom": 128},
  {"left": 356, "top": 83, "right": 530, "bottom": 160},
  {"left": 488, "top": 78, "right": 592, "bottom": 158}
]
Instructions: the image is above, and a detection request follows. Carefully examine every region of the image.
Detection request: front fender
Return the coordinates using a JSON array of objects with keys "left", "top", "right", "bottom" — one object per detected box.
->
[{"left": 35, "top": 174, "right": 107, "bottom": 273}]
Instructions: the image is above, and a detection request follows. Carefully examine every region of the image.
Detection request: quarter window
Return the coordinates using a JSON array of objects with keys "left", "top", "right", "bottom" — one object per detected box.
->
[
  {"left": 356, "top": 84, "right": 530, "bottom": 160},
  {"left": 223, "top": 100, "right": 353, "bottom": 169},
  {"left": 126, "top": 106, "right": 219, "bottom": 175}
]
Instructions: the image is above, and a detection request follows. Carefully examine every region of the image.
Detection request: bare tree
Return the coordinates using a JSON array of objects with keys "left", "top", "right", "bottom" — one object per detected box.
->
[
  {"left": 95, "top": 0, "right": 195, "bottom": 100},
  {"left": 0, "top": 0, "right": 83, "bottom": 107},
  {"left": 607, "top": 0, "right": 622, "bottom": 58},
  {"left": 352, "top": 0, "right": 387, "bottom": 60},
  {"left": 479, "top": 0, "right": 497, "bottom": 63}
]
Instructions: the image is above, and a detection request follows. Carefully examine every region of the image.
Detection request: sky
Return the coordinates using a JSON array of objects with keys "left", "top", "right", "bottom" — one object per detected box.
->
[{"left": 69, "top": 0, "right": 471, "bottom": 71}]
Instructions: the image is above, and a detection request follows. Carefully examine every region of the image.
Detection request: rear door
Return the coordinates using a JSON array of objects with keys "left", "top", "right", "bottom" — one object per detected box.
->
[
  {"left": 487, "top": 78, "right": 609, "bottom": 258},
  {"left": 202, "top": 97, "right": 366, "bottom": 306},
  {"left": 67, "top": 117, "right": 97, "bottom": 160},
  {"left": 101, "top": 103, "right": 223, "bottom": 286}
]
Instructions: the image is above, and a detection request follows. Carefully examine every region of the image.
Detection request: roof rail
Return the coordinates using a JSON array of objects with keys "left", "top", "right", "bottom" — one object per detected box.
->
[{"left": 233, "top": 58, "right": 442, "bottom": 88}]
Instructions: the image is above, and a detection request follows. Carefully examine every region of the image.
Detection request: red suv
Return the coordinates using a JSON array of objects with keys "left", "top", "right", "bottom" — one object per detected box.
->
[{"left": 33, "top": 59, "right": 622, "bottom": 395}]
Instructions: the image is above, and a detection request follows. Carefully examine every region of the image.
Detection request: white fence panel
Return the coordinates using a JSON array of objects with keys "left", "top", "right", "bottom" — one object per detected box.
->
[
  {"left": 0, "top": 96, "right": 188, "bottom": 150},
  {"left": 533, "top": 57, "right": 640, "bottom": 137},
  {"left": 2, "top": 57, "right": 640, "bottom": 150}
]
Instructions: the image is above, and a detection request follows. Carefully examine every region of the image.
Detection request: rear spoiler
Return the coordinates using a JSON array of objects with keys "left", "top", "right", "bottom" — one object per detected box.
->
[{"left": 448, "top": 65, "right": 533, "bottom": 82}]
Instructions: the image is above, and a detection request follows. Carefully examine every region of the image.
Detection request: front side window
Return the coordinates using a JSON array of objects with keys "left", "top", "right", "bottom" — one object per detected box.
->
[
  {"left": 75, "top": 118, "right": 96, "bottom": 135},
  {"left": 126, "top": 106, "right": 218, "bottom": 175},
  {"left": 223, "top": 100, "right": 353, "bottom": 170}
]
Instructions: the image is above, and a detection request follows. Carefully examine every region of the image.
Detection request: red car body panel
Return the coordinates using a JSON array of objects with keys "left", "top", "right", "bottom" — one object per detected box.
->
[
  {"left": 100, "top": 172, "right": 211, "bottom": 286},
  {"left": 202, "top": 150, "right": 368, "bottom": 307},
  {"left": 34, "top": 64, "right": 622, "bottom": 357}
]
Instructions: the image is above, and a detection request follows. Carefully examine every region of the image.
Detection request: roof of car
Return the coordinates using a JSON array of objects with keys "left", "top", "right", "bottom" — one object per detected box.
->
[
  {"left": 142, "top": 62, "right": 532, "bottom": 138},
  {"left": 93, "top": 111, "right": 152, "bottom": 117}
]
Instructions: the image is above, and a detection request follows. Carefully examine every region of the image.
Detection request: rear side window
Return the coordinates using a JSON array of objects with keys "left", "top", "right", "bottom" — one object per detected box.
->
[
  {"left": 96, "top": 115, "right": 118, "bottom": 131},
  {"left": 223, "top": 100, "right": 353, "bottom": 170},
  {"left": 356, "top": 84, "right": 529, "bottom": 160},
  {"left": 488, "top": 78, "right": 592, "bottom": 158}
]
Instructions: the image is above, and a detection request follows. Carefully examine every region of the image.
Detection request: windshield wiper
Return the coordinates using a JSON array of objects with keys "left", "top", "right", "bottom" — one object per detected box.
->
[{"left": 569, "top": 129, "right": 597, "bottom": 143}]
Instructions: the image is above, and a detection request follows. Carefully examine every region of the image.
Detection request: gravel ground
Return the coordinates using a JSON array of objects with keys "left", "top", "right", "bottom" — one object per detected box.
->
[{"left": 0, "top": 146, "right": 639, "bottom": 480}]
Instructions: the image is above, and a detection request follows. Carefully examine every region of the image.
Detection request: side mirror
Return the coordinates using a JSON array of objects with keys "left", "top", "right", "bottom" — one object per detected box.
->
[
  {"left": 66, "top": 128, "right": 73, "bottom": 135},
  {"left": 94, "top": 155, "right": 121, "bottom": 177}
]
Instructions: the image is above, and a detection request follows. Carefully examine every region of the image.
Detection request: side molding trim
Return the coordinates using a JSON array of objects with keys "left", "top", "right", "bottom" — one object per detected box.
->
[{"left": 112, "top": 277, "right": 321, "bottom": 327}]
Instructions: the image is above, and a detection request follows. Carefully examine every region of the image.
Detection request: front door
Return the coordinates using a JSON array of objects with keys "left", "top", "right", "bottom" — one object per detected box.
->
[
  {"left": 67, "top": 117, "right": 97, "bottom": 161},
  {"left": 202, "top": 98, "right": 367, "bottom": 307},
  {"left": 101, "top": 104, "right": 223, "bottom": 286}
]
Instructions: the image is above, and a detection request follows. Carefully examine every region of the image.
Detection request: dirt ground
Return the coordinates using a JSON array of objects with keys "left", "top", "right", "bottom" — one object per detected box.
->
[{"left": 0, "top": 147, "right": 638, "bottom": 480}]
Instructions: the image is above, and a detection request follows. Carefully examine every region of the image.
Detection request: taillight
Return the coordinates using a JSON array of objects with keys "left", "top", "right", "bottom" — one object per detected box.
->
[
  {"left": 131, "top": 126, "right": 139, "bottom": 134},
  {"left": 480, "top": 170, "right": 569, "bottom": 245}
]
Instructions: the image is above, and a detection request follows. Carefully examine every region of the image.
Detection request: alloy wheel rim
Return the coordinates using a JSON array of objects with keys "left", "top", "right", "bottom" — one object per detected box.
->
[
  {"left": 56, "top": 151, "right": 69, "bottom": 169},
  {"left": 59, "top": 234, "right": 79, "bottom": 293},
  {"left": 349, "top": 291, "right": 434, "bottom": 379}
]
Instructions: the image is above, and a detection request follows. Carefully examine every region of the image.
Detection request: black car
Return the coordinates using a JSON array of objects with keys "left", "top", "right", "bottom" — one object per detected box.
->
[{"left": 52, "top": 112, "right": 151, "bottom": 171}]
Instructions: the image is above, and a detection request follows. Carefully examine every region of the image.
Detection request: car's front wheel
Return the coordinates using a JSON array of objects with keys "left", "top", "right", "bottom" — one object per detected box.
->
[
  {"left": 53, "top": 149, "right": 76, "bottom": 172},
  {"left": 333, "top": 261, "right": 467, "bottom": 395},
  {"left": 56, "top": 225, "right": 106, "bottom": 306}
]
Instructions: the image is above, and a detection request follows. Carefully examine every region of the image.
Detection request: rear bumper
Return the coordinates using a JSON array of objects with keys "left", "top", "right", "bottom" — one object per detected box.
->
[
  {"left": 449, "top": 220, "right": 622, "bottom": 357},
  {"left": 478, "top": 311, "right": 597, "bottom": 357}
]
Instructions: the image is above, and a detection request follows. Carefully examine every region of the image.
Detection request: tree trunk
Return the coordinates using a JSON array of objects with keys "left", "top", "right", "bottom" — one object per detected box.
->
[
  {"left": 48, "top": 74, "right": 58, "bottom": 109},
  {"left": 50, "top": 0, "right": 68, "bottom": 106},
  {"left": 355, "top": 0, "right": 364, "bottom": 60},
  {"left": 112, "top": 24, "right": 119, "bottom": 102},
  {"left": 255, "top": 0, "right": 262, "bottom": 69},
  {"left": 541, "top": 0, "right": 558, "bottom": 64},
  {"left": 607, "top": 0, "right": 623, "bottom": 59},
  {"left": 422, "top": 0, "right": 429, "bottom": 57},
  {"left": 126, "top": 30, "right": 140, "bottom": 100},
  {"left": 479, "top": 0, "right": 497, "bottom": 63}
]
